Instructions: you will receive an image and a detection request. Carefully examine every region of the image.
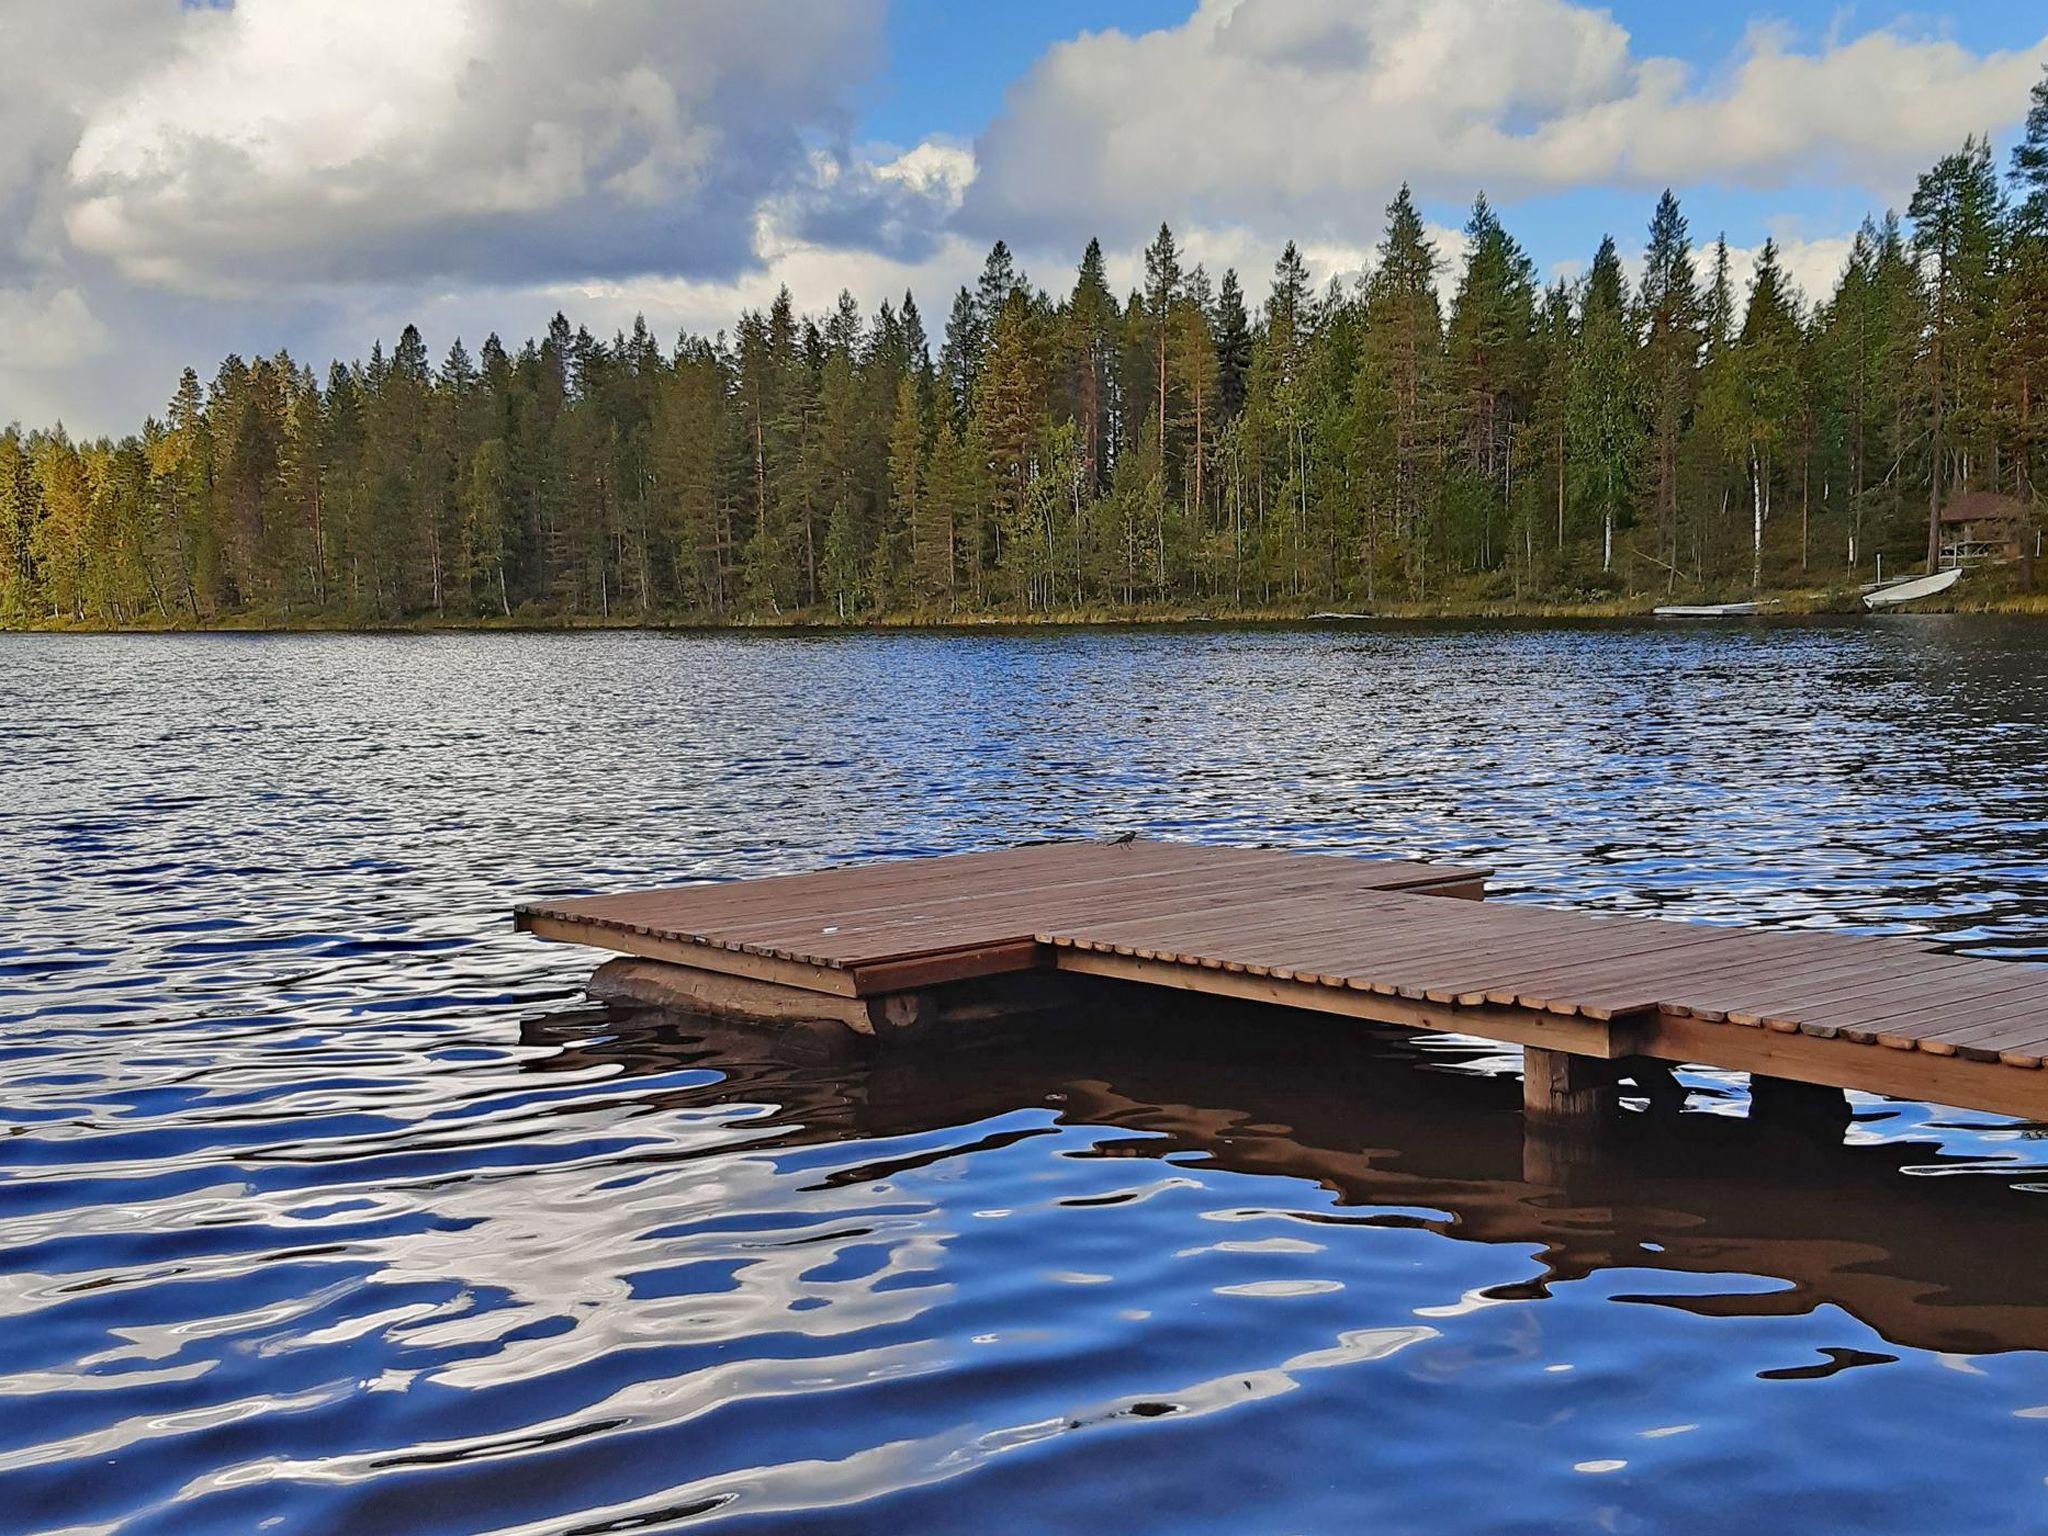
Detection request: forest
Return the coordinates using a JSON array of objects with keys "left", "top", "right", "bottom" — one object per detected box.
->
[{"left": 5, "top": 71, "right": 2048, "bottom": 629}]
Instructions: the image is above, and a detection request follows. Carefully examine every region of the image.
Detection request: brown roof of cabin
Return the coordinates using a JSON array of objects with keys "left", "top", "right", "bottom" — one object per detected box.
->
[{"left": 1939, "top": 489, "right": 2028, "bottom": 526}]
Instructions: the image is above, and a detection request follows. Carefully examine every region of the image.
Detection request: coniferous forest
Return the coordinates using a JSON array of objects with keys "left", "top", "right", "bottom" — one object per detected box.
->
[{"left": 8, "top": 73, "right": 2048, "bottom": 629}]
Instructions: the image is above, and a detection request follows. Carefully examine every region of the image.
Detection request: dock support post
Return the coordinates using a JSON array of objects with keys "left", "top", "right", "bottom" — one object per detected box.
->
[
  {"left": 1521, "top": 1048, "right": 1612, "bottom": 1186},
  {"left": 1749, "top": 1074, "right": 1851, "bottom": 1138},
  {"left": 1522, "top": 1046, "right": 1610, "bottom": 1130},
  {"left": 1616, "top": 1057, "right": 1688, "bottom": 1117}
]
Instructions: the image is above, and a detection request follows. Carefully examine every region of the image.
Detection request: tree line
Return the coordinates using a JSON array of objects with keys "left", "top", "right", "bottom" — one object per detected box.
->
[{"left": 6, "top": 72, "right": 2048, "bottom": 628}]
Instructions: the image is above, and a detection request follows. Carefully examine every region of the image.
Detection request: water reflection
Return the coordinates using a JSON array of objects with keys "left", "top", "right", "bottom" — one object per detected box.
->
[
  {"left": 8, "top": 623, "right": 2048, "bottom": 1533},
  {"left": 532, "top": 1000, "right": 2048, "bottom": 1361}
]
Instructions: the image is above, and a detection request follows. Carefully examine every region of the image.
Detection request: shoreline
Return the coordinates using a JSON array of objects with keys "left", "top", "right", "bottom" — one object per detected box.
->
[{"left": 7, "top": 588, "right": 2047, "bottom": 637}]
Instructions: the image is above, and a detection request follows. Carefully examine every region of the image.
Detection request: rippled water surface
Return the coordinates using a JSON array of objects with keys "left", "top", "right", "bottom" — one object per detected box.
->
[{"left": 8, "top": 620, "right": 2048, "bottom": 1534}]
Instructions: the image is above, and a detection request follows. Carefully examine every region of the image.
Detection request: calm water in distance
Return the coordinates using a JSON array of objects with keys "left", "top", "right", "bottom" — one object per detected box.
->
[{"left": 6, "top": 619, "right": 2048, "bottom": 1534}]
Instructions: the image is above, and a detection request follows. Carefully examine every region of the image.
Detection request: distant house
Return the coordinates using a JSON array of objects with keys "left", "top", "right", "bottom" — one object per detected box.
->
[{"left": 1939, "top": 490, "right": 2034, "bottom": 567}]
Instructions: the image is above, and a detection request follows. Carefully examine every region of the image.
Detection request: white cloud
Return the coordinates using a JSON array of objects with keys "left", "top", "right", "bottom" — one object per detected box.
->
[
  {"left": 963, "top": 0, "right": 2048, "bottom": 246},
  {"left": 0, "top": 1, "right": 185, "bottom": 278},
  {"left": 0, "top": 285, "right": 110, "bottom": 372},
  {"left": 762, "top": 139, "right": 979, "bottom": 264},
  {"left": 2, "top": 0, "right": 2043, "bottom": 438},
  {"left": 57, "top": 0, "right": 888, "bottom": 294}
]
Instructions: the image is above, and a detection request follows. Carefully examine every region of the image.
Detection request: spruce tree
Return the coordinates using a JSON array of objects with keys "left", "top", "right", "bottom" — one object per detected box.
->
[
  {"left": 2013, "top": 65, "right": 2048, "bottom": 233},
  {"left": 939, "top": 286, "right": 982, "bottom": 428},
  {"left": 1638, "top": 192, "right": 1703, "bottom": 581},
  {"left": 1068, "top": 239, "right": 1118, "bottom": 493},
  {"left": 1567, "top": 237, "right": 1642, "bottom": 577},
  {"left": 1143, "top": 223, "right": 1183, "bottom": 493},
  {"left": 1911, "top": 138, "right": 2005, "bottom": 565},
  {"left": 2007, "top": 73, "right": 2048, "bottom": 502},
  {"left": 1445, "top": 193, "right": 1537, "bottom": 572},
  {"left": 1733, "top": 240, "right": 1805, "bottom": 587},
  {"left": 1358, "top": 186, "right": 1443, "bottom": 592},
  {"left": 1531, "top": 279, "right": 1573, "bottom": 560},
  {"left": 1212, "top": 268, "right": 1253, "bottom": 425}
]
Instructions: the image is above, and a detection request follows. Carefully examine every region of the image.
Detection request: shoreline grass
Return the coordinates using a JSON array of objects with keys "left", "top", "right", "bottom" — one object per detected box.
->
[{"left": 10, "top": 579, "right": 2048, "bottom": 636}]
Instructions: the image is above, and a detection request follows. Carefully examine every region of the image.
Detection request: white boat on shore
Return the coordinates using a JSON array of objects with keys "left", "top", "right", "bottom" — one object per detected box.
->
[
  {"left": 1862, "top": 567, "right": 1961, "bottom": 609},
  {"left": 1652, "top": 600, "right": 1774, "bottom": 618}
]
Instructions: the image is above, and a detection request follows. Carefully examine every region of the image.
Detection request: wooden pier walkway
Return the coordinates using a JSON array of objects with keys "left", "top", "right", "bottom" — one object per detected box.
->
[{"left": 516, "top": 841, "right": 2048, "bottom": 1127}]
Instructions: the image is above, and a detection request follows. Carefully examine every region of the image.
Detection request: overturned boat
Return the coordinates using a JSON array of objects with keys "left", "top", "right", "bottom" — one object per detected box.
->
[
  {"left": 1652, "top": 600, "right": 1776, "bottom": 618},
  {"left": 1863, "top": 567, "right": 1962, "bottom": 609}
]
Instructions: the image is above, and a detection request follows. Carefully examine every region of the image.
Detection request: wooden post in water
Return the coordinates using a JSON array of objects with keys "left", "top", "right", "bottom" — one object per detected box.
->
[
  {"left": 1523, "top": 1046, "right": 1610, "bottom": 1129},
  {"left": 1521, "top": 1046, "right": 1613, "bottom": 1184},
  {"left": 1749, "top": 1074, "right": 1851, "bottom": 1138}
]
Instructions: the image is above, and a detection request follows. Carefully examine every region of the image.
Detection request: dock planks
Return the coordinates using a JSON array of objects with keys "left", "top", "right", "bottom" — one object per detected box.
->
[{"left": 517, "top": 841, "right": 2048, "bottom": 1123}]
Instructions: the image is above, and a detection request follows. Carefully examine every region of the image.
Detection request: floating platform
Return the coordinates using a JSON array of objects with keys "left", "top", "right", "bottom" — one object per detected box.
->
[{"left": 516, "top": 841, "right": 2048, "bottom": 1127}]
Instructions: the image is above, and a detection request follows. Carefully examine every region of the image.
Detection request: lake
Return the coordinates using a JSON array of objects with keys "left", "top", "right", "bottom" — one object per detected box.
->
[{"left": 6, "top": 620, "right": 2048, "bottom": 1534}]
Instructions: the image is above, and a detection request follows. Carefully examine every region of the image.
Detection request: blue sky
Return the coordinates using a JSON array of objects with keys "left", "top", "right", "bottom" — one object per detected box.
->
[
  {"left": 869, "top": 0, "right": 1197, "bottom": 140},
  {"left": 5, "top": 0, "right": 2048, "bottom": 434},
  {"left": 870, "top": 0, "right": 2048, "bottom": 278},
  {"left": 864, "top": 0, "right": 2048, "bottom": 138}
]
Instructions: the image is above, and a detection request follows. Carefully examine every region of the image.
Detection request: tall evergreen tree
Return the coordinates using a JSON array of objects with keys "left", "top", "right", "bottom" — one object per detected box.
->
[
  {"left": 1357, "top": 186, "right": 1443, "bottom": 591},
  {"left": 2005, "top": 72, "right": 2048, "bottom": 504},
  {"left": 1733, "top": 240, "right": 1805, "bottom": 587},
  {"left": 1568, "top": 237, "right": 1642, "bottom": 574},
  {"left": 1068, "top": 239, "right": 1119, "bottom": 493},
  {"left": 1212, "top": 268, "right": 1253, "bottom": 425},
  {"left": 1637, "top": 192, "right": 1704, "bottom": 583},
  {"left": 1445, "top": 193, "right": 1537, "bottom": 572},
  {"left": 1911, "top": 137, "right": 2005, "bottom": 565},
  {"left": 1143, "top": 222, "right": 1183, "bottom": 493}
]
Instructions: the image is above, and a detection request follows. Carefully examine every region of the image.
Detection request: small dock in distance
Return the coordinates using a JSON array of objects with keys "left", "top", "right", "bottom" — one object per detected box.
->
[{"left": 516, "top": 841, "right": 2048, "bottom": 1129}]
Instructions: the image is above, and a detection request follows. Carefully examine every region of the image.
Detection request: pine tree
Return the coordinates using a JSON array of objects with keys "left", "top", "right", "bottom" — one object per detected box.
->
[
  {"left": 1531, "top": 279, "right": 1573, "bottom": 560},
  {"left": 884, "top": 372, "right": 931, "bottom": 608},
  {"left": 1269, "top": 240, "right": 1312, "bottom": 377},
  {"left": 28, "top": 433, "right": 90, "bottom": 620},
  {"left": 461, "top": 438, "right": 515, "bottom": 617},
  {"left": 1212, "top": 268, "right": 1253, "bottom": 425},
  {"left": 158, "top": 368, "right": 213, "bottom": 617},
  {"left": 974, "top": 242, "right": 1023, "bottom": 335},
  {"left": 1911, "top": 137, "right": 2005, "bottom": 566},
  {"left": 1068, "top": 239, "right": 1118, "bottom": 494},
  {"left": 1637, "top": 192, "right": 1704, "bottom": 582},
  {"left": 973, "top": 291, "right": 1040, "bottom": 604},
  {"left": 1808, "top": 216, "right": 1922, "bottom": 571},
  {"left": 939, "top": 286, "right": 982, "bottom": 429},
  {"left": 1358, "top": 186, "right": 1444, "bottom": 591},
  {"left": 648, "top": 341, "right": 727, "bottom": 613},
  {"left": 818, "top": 296, "right": 868, "bottom": 617},
  {"left": 1445, "top": 193, "right": 1537, "bottom": 573},
  {"left": 1143, "top": 223, "right": 1183, "bottom": 505},
  {"left": 1733, "top": 240, "right": 1805, "bottom": 587},
  {"left": 925, "top": 416, "right": 977, "bottom": 605},
  {"left": 1567, "top": 237, "right": 1642, "bottom": 576},
  {"left": 2005, "top": 73, "right": 2048, "bottom": 504},
  {"left": 1171, "top": 269, "right": 1220, "bottom": 543},
  {"left": 2013, "top": 65, "right": 2048, "bottom": 234},
  {"left": 279, "top": 368, "right": 327, "bottom": 610},
  {"left": 0, "top": 430, "right": 39, "bottom": 623}
]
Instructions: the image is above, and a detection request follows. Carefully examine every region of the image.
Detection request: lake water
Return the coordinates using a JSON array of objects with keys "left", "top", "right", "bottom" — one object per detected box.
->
[{"left": 6, "top": 620, "right": 2048, "bottom": 1534}]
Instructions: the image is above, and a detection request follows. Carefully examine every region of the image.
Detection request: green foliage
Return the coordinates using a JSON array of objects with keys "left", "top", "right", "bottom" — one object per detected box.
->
[{"left": 12, "top": 72, "right": 2048, "bottom": 628}]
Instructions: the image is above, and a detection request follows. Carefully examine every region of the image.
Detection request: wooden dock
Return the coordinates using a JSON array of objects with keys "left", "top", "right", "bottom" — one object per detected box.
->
[{"left": 516, "top": 841, "right": 2048, "bottom": 1127}]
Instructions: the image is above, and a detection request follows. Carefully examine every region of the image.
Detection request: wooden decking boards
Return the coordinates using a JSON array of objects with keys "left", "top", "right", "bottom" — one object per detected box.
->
[{"left": 516, "top": 840, "right": 2048, "bottom": 1125}]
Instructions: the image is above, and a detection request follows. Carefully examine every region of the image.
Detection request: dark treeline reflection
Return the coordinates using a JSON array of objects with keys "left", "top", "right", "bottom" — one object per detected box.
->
[
  {"left": 9, "top": 70, "right": 2048, "bottom": 628},
  {"left": 525, "top": 995, "right": 2048, "bottom": 1363}
]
